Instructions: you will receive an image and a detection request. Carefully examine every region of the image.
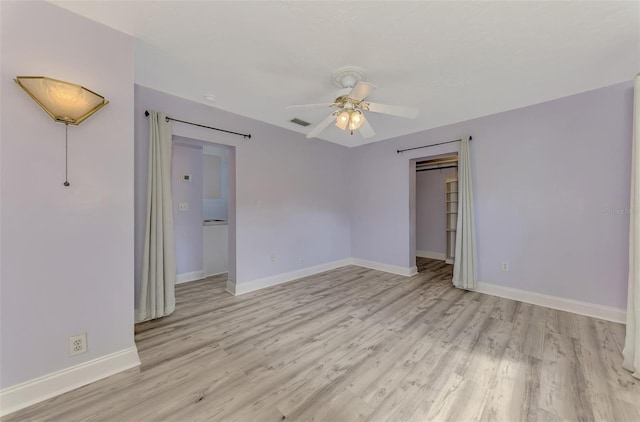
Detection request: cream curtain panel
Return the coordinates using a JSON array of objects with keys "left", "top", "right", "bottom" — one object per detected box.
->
[
  {"left": 136, "top": 111, "right": 176, "bottom": 322},
  {"left": 453, "top": 136, "right": 478, "bottom": 290},
  {"left": 623, "top": 75, "right": 640, "bottom": 379}
]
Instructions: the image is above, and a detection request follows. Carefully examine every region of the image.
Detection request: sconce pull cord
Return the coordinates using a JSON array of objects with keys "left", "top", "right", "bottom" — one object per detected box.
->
[{"left": 63, "top": 124, "right": 70, "bottom": 187}]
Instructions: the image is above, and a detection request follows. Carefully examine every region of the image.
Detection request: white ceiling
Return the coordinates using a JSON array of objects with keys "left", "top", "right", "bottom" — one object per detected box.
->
[{"left": 51, "top": 1, "right": 639, "bottom": 147}]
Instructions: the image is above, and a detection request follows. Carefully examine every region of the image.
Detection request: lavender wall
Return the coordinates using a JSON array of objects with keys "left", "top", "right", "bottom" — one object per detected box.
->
[
  {"left": 416, "top": 168, "right": 458, "bottom": 254},
  {"left": 171, "top": 141, "right": 204, "bottom": 275},
  {"left": 135, "top": 85, "right": 352, "bottom": 295},
  {"left": 203, "top": 146, "right": 229, "bottom": 221},
  {"left": 203, "top": 155, "right": 222, "bottom": 200},
  {"left": 0, "top": 1, "right": 135, "bottom": 388},
  {"left": 351, "top": 81, "right": 633, "bottom": 310}
]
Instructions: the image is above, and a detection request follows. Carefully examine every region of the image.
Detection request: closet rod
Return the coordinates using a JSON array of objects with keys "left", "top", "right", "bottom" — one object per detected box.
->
[
  {"left": 144, "top": 110, "right": 251, "bottom": 139},
  {"left": 397, "top": 136, "right": 472, "bottom": 154},
  {"left": 416, "top": 165, "right": 458, "bottom": 172}
]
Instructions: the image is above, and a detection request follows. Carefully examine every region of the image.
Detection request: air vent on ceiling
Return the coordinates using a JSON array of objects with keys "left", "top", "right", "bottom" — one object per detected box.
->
[{"left": 290, "top": 118, "right": 310, "bottom": 127}]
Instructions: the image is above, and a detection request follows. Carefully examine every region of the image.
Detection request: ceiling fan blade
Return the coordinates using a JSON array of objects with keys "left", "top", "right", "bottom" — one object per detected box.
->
[
  {"left": 366, "top": 102, "right": 418, "bottom": 119},
  {"left": 285, "top": 103, "right": 335, "bottom": 110},
  {"left": 306, "top": 113, "right": 337, "bottom": 139},
  {"left": 359, "top": 118, "right": 376, "bottom": 139},
  {"left": 348, "top": 82, "right": 376, "bottom": 102}
]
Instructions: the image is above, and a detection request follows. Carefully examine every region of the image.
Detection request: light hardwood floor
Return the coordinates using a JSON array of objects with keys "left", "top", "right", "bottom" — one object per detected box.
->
[{"left": 4, "top": 258, "right": 640, "bottom": 421}]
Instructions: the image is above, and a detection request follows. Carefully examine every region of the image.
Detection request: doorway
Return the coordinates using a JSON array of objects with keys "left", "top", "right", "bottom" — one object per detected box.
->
[
  {"left": 202, "top": 144, "right": 230, "bottom": 278},
  {"left": 413, "top": 153, "right": 458, "bottom": 273},
  {"left": 170, "top": 136, "right": 235, "bottom": 287}
]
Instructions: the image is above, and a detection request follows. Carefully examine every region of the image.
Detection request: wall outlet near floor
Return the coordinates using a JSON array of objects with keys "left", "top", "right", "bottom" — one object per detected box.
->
[
  {"left": 270, "top": 254, "right": 276, "bottom": 263},
  {"left": 299, "top": 258, "right": 303, "bottom": 265},
  {"left": 178, "top": 202, "right": 189, "bottom": 211},
  {"left": 501, "top": 261, "right": 509, "bottom": 272},
  {"left": 69, "top": 333, "right": 87, "bottom": 356}
]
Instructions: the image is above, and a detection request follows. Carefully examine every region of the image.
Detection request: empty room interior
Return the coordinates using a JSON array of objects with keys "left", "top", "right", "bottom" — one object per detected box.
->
[{"left": 2, "top": 1, "right": 640, "bottom": 421}]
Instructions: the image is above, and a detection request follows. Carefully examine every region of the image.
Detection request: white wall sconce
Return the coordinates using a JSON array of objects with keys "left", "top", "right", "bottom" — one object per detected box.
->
[{"left": 14, "top": 76, "right": 109, "bottom": 186}]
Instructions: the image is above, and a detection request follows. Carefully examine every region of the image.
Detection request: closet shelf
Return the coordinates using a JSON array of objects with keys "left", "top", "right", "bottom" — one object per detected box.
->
[{"left": 445, "top": 177, "right": 458, "bottom": 262}]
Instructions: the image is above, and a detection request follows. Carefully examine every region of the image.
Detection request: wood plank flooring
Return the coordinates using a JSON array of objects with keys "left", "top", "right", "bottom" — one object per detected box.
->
[{"left": 4, "top": 258, "right": 640, "bottom": 421}]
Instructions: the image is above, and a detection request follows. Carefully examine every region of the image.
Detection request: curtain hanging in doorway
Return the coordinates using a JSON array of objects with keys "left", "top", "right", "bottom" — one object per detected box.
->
[
  {"left": 136, "top": 110, "right": 176, "bottom": 322},
  {"left": 453, "top": 136, "right": 478, "bottom": 290},
  {"left": 623, "top": 75, "right": 640, "bottom": 379}
]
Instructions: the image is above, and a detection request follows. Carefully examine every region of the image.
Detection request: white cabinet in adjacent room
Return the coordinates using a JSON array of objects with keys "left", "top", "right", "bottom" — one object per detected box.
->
[{"left": 204, "top": 222, "right": 228, "bottom": 276}]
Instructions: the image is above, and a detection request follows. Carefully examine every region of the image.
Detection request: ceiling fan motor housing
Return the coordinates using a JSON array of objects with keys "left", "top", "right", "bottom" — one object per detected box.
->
[{"left": 332, "top": 66, "right": 366, "bottom": 89}]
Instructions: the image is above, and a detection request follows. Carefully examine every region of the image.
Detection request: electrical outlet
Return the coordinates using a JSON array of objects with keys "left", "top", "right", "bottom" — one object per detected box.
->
[
  {"left": 69, "top": 333, "right": 87, "bottom": 356},
  {"left": 270, "top": 254, "right": 276, "bottom": 263},
  {"left": 299, "top": 258, "right": 303, "bottom": 265},
  {"left": 501, "top": 261, "right": 509, "bottom": 272}
]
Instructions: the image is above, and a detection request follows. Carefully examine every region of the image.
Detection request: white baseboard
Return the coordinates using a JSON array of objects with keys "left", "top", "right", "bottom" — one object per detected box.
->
[
  {"left": 476, "top": 282, "right": 626, "bottom": 324},
  {"left": 225, "top": 279, "right": 237, "bottom": 295},
  {"left": 205, "top": 270, "right": 228, "bottom": 278},
  {"left": 176, "top": 270, "right": 205, "bottom": 284},
  {"left": 227, "top": 257, "right": 420, "bottom": 296},
  {"left": 228, "top": 258, "right": 353, "bottom": 296},
  {"left": 416, "top": 250, "right": 446, "bottom": 260},
  {"left": 0, "top": 347, "right": 140, "bottom": 417},
  {"left": 226, "top": 259, "right": 625, "bottom": 324},
  {"left": 350, "top": 258, "right": 418, "bottom": 277}
]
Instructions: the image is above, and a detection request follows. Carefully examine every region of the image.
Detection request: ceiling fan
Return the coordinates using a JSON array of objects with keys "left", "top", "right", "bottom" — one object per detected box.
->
[{"left": 286, "top": 67, "right": 419, "bottom": 139}]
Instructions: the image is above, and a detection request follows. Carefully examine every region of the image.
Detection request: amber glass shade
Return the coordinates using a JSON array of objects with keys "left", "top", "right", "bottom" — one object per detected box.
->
[{"left": 15, "top": 76, "right": 108, "bottom": 125}]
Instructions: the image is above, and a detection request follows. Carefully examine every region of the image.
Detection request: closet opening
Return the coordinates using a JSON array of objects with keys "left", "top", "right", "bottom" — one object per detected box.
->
[{"left": 413, "top": 153, "right": 458, "bottom": 274}]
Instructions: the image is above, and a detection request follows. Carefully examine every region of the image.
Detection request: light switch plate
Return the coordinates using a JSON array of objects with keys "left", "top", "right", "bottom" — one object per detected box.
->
[{"left": 179, "top": 202, "right": 189, "bottom": 211}]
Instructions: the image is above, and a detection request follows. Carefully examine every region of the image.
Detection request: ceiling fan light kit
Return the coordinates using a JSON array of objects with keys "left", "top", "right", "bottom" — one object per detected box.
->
[
  {"left": 348, "top": 110, "right": 364, "bottom": 133},
  {"left": 287, "top": 66, "right": 418, "bottom": 140},
  {"left": 336, "top": 110, "right": 350, "bottom": 130}
]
